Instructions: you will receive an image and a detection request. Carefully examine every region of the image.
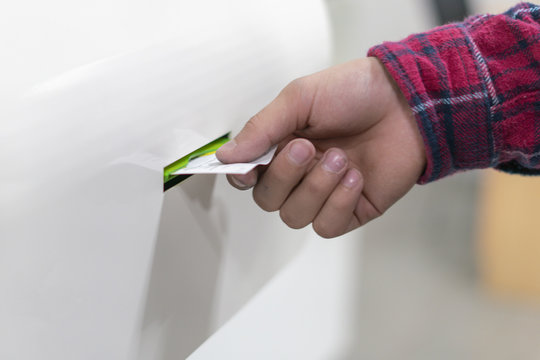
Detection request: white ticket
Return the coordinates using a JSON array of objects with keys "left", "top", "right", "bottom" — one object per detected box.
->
[{"left": 172, "top": 146, "right": 277, "bottom": 175}]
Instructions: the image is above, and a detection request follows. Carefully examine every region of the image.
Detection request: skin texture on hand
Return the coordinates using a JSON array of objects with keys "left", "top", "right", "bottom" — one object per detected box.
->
[{"left": 216, "top": 57, "right": 426, "bottom": 238}]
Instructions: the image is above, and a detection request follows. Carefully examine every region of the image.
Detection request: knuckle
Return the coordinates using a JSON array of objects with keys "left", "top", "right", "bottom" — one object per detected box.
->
[
  {"left": 279, "top": 208, "right": 308, "bottom": 229},
  {"left": 244, "top": 112, "right": 273, "bottom": 148},
  {"left": 313, "top": 220, "right": 340, "bottom": 239},
  {"left": 245, "top": 113, "right": 263, "bottom": 132},
  {"left": 282, "top": 77, "right": 311, "bottom": 106},
  {"left": 303, "top": 177, "right": 326, "bottom": 195},
  {"left": 331, "top": 195, "right": 352, "bottom": 213},
  {"left": 253, "top": 186, "right": 279, "bottom": 212},
  {"left": 271, "top": 165, "right": 297, "bottom": 184},
  {"left": 284, "top": 77, "right": 305, "bottom": 95}
]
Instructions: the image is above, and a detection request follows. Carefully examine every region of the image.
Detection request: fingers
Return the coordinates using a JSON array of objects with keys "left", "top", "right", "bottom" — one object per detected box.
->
[
  {"left": 278, "top": 148, "right": 349, "bottom": 229},
  {"left": 216, "top": 78, "right": 314, "bottom": 164},
  {"left": 312, "top": 169, "right": 363, "bottom": 238},
  {"left": 253, "top": 138, "right": 316, "bottom": 209},
  {"left": 225, "top": 170, "right": 259, "bottom": 190},
  {"left": 228, "top": 141, "right": 367, "bottom": 238},
  {"left": 251, "top": 144, "right": 364, "bottom": 238},
  {"left": 225, "top": 138, "right": 315, "bottom": 192}
]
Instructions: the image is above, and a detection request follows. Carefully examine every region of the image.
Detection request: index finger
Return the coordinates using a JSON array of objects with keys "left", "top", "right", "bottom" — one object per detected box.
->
[{"left": 216, "top": 78, "right": 315, "bottom": 164}]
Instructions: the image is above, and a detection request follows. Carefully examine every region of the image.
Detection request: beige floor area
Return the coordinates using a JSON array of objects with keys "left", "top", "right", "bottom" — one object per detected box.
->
[{"left": 352, "top": 172, "right": 540, "bottom": 359}]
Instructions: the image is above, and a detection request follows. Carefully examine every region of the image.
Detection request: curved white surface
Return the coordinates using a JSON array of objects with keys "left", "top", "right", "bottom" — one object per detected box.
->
[
  {"left": 188, "top": 232, "right": 360, "bottom": 360},
  {"left": 0, "top": 1, "right": 366, "bottom": 359}
]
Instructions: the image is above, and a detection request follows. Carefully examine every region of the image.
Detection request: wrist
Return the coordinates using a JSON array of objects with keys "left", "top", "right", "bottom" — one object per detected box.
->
[{"left": 371, "top": 57, "right": 427, "bottom": 182}]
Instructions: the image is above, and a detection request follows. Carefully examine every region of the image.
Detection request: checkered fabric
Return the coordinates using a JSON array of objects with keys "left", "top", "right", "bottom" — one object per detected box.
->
[{"left": 369, "top": 2, "right": 540, "bottom": 184}]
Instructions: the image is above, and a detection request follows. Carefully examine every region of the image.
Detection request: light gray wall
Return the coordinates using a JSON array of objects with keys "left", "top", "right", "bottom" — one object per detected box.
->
[{"left": 326, "top": 0, "right": 436, "bottom": 64}]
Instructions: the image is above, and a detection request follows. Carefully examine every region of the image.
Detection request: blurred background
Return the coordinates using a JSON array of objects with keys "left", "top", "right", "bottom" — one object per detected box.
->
[
  {"left": 3, "top": 0, "right": 539, "bottom": 358},
  {"left": 326, "top": 0, "right": 540, "bottom": 358}
]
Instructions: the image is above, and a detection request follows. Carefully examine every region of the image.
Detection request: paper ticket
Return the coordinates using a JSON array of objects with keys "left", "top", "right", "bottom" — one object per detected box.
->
[{"left": 172, "top": 146, "right": 277, "bottom": 175}]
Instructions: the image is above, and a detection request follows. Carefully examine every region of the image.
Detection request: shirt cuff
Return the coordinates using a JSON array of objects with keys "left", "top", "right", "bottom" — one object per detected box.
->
[{"left": 368, "top": 3, "right": 540, "bottom": 183}]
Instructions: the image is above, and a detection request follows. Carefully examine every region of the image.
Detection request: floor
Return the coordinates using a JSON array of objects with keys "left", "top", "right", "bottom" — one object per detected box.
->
[{"left": 352, "top": 172, "right": 540, "bottom": 359}]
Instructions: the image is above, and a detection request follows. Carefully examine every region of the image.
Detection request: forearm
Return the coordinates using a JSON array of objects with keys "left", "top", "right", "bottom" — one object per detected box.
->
[{"left": 368, "top": 2, "right": 540, "bottom": 183}]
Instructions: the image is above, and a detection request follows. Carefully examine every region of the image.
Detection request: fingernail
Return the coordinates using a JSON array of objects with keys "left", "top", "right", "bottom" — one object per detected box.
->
[
  {"left": 230, "top": 176, "right": 247, "bottom": 188},
  {"left": 288, "top": 141, "right": 311, "bottom": 165},
  {"left": 342, "top": 169, "right": 360, "bottom": 189},
  {"left": 219, "top": 140, "right": 237, "bottom": 153},
  {"left": 323, "top": 150, "right": 347, "bottom": 173}
]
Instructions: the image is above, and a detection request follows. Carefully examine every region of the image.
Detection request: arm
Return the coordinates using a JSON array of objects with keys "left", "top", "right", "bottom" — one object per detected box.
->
[
  {"left": 369, "top": 2, "right": 540, "bottom": 183},
  {"left": 217, "top": 3, "right": 540, "bottom": 238},
  {"left": 218, "top": 58, "right": 425, "bottom": 238}
]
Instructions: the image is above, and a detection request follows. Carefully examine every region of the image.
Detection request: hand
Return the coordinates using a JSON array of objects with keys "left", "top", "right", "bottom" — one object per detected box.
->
[{"left": 217, "top": 58, "right": 426, "bottom": 238}]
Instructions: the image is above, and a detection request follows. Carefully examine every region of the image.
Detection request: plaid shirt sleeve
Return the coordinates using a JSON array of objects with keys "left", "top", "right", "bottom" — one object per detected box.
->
[{"left": 368, "top": 2, "right": 540, "bottom": 184}]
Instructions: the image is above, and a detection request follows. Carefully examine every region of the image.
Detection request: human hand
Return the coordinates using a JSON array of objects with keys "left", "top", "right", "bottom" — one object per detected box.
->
[{"left": 217, "top": 58, "right": 426, "bottom": 238}]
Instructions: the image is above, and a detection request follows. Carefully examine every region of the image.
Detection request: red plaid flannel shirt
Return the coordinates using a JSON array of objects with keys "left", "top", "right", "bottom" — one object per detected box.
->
[{"left": 369, "top": 2, "right": 540, "bottom": 183}]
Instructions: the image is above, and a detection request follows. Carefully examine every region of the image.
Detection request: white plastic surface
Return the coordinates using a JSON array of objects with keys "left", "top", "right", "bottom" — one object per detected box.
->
[
  {"left": 0, "top": 1, "right": 352, "bottom": 359},
  {"left": 188, "top": 232, "right": 360, "bottom": 360}
]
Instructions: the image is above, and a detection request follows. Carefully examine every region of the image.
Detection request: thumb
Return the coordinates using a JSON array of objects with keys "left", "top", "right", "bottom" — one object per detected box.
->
[{"left": 217, "top": 80, "right": 311, "bottom": 163}]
